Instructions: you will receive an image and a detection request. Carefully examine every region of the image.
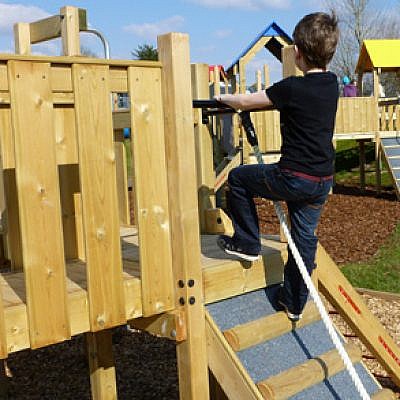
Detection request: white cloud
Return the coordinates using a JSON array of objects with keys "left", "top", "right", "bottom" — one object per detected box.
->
[
  {"left": 215, "top": 29, "right": 233, "bottom": 39},
  {"left": 123, "top": 15, "right": 185, "bottom": 41},
  {"left": 187, "top": 0, "right": 291, "bottom": 10},
  {"left": 0, "top": 3, "right": 49, "bottom": 34}
]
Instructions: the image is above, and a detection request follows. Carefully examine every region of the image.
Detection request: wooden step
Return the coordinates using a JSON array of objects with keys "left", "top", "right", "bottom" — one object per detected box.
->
[
  {"left": 256, "top": 343, "right": 361, "bottom": 400},
  {"left": 372, "top": 388, "right": 397, "bottom": 400},
  {"left": 223, "top": 301, "right": 319, "bottom": 351}
]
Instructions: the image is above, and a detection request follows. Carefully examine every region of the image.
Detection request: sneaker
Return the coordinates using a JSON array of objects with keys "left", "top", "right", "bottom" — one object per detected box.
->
[
  {"left": 217, "top": 235, "right": 260, "bottom": 262},
  {"left": 276, "top": 287, "right": 303, "bottom": 322}
]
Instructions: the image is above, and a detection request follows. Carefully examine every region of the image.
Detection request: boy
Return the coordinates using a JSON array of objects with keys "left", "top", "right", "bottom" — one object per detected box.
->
[{"left": 216, "top": 12, "right": 339, "bottom": 321}]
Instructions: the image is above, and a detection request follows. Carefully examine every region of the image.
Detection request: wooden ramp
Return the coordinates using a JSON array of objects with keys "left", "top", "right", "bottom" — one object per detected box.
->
[
  {"left": 204, "top": 237, "right": 398, "bottom": 400},
  {"left": 206, "top": 287, "right": 394, "bottom": 400},
  {"left": 380, "top": 136, "right": 400, "bottom": 199}
]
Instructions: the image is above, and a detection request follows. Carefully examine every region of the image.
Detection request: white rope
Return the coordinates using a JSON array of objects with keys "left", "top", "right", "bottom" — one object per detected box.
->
[{"left": 273, "top": 202, "right": 371, "bottom": 400}]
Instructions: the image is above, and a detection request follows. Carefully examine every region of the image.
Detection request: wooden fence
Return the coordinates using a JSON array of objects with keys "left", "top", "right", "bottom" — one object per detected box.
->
[{"left": 0, "top": 22, "right": 210, "bottom": 397}]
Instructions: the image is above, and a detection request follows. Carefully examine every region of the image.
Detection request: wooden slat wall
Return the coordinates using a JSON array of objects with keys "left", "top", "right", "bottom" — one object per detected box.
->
[
  {"left": 72, "top": 64, "right": 125, "bottom": 331},
  {"left": 335, "top": 97, "right": 379, "bottom": 133},
  {"left": 128, "top": 66, "right": 174, "bottom": 316},
  {"left": 8, "top": 60, "right": 69, "bottom": 348}
]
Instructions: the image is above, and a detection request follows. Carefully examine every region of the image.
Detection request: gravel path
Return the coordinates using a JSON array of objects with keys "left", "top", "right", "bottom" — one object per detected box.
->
[{"left": 4, "top": 186, "right": 400, "bottom": 399}]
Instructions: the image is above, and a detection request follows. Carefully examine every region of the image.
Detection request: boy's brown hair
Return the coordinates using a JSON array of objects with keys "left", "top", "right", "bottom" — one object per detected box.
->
[{"left": 293, "top": 12, "right": 339, "bottom": 68}]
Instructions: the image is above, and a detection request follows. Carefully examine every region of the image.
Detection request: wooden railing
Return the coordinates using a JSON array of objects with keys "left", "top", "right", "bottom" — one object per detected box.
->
[{"left": 378, "top": 97, "right": 400, "bottom": 131}]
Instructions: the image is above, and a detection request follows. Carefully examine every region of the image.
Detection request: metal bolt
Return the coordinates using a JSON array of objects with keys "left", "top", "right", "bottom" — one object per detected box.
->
[
  {"left": 178, "top": 280, "right": 185, "bottom": 288},
  {"left": 188, "top": 279, "right": 195, "bottom": 287},
  {"left": 179, "top": 297, "right": 185, "bottom": 306},
  {"left": 189, "top": 296, "right": 195, "bottom": 305}
]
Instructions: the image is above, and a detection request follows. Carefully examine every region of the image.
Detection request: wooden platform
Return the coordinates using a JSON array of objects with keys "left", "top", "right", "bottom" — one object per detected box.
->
[{"left": 0, "top": 227, "right": 286, "bottom": 354}]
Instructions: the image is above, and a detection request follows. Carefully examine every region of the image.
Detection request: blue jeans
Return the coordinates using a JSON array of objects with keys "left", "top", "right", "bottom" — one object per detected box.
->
[{"left": 227, "top": 163, "right": 332, "bottom": 313}]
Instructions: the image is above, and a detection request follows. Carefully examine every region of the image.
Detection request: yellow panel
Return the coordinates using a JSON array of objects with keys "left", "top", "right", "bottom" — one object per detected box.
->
[
  {"left": 8, "top": 60, "right": 70, "bottom": 348},
  {"left": 356, "top": 39, "right": 400, "bottom": 73},
  {"left": 72, "top": 64, "right": 126, "bottom": 331},
  {"left": 128, "top": 66, "right": 174, "bottom": 316}
]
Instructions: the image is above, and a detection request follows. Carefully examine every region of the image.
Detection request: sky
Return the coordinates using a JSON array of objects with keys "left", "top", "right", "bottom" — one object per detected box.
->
[{"left": 0, "top": 0, "right": 398, "bottom": 83}]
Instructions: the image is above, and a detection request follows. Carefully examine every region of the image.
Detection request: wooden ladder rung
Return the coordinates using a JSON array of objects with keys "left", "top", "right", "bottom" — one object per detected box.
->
[
  {"left": 371, "top": 388, "right": 397, "bottom": 400},
  {"left": 223, "top": 301, "right": 320, "bottom": 352},
  {"left": 256, "top": 343, "right": 361, "bottom": 400}
]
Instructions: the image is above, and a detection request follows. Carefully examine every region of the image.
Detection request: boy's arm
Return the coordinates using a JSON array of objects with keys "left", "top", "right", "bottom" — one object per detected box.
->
[{"left": 215, "top": 90, "right": 273, "bottom": 111}]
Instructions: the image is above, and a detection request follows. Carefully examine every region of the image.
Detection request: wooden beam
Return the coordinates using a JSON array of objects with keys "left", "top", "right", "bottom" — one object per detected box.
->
[
  {"left": 158, "top": 32, "right": 210, "bottom": 400},
  {"left": 257, "top": 343, "right": 361, "bottom": 400},
  {"left": 317, "top": 244, "right": 400, "bottom": 386},
  {"left": 204, "top": 208, "right": 233, "bottom": 235},
  {"left": 191, "top": 63, "right": 216, "bottom": 233},
  {"left": 206, "top": 311, "right": 264, "bottom": 400},
  {"left": 223, "top": 302, "right": 319, "bottom": 351},
  {"left": 129, "top": 310, "right": 186, "bottom": 342},
  {"left": 87, "top": 329, "right": 117, "bottom": 400}
]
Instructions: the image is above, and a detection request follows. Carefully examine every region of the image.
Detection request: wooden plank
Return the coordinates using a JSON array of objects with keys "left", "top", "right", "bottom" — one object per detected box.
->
[
  {"left": 87, "top": 329, "right": 117, "bottom": 400},
  {"left": 191, "top": 63, "right": 216, "bottom": 232},
  {"left": 158, "top": 32, "right": 210, "bottom": 399},
  {"left": 8, "top": 60, "right": 70, "bottom": 348},
  {"left": 128, "top": 66, "right": 175, "bottom": 316},
  {"left": 72, "top": 64, "right": 125, "bottom": 331},
  {"left": 206, "top": 311, "right": 264, "bottom": 400},
  {"left": 204, "top": 208, "right": 233, "bottom": 235},
  {"left": 257, "top": 343, "right": 361, "bottom": 400},
  {"left": 129, "top": 310, "right": 187, "bottom": 341},
  {"left": 282, "top": 45, "right": 302, "bottom": 78},
  {"left": 55, "top": 106, "right": 78, "bottom": 165},
  {"left": 112, "top": 110, "right": 130, "bottom": 130},
  {"left": 203, "top": 249, "right": 285, "bottom": 304},
  {"left": 214, "top": 151, "right": 241, "bottom": 192},
  {"left": 317, "top": 244, "right": 400, "bottom": 386},
  {"left": 0, "top": 107, "right": 14, "bottom": 170},
  {"left": 59, "top": 165, "right": 80, "bottom": 259},
  {"left": 223, "top": 302, "right": 319, "bottom": 351},
  {"left": 114, "top": 142, "right": 130, "bottom": 225}
]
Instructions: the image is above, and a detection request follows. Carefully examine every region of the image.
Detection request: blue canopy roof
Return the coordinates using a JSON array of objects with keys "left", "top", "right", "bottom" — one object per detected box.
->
[{"left": 226, "top": 21, "right": 293, "bottom": 73}]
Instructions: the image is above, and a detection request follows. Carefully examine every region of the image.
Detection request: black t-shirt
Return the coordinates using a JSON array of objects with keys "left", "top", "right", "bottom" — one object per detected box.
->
[{"left": 265, "top": 72, "right": 338, "bottom": 176}]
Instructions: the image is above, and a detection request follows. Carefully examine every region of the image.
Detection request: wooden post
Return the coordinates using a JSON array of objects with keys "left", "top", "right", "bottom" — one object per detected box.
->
[
  {"left": 60, "top": 6, "right": 80, "bottom": 56},
  {"left": 158, "top": 32, "right": 210, "bottom": 400},
  {"left": 191, "top": 63, "right": 216, "bottom": 232},
  {"left": 375, "top": 132, "right": 382, "bottom": 193},
  {"left": 358, "top": 139, "right": 366, "bottom": 191},
  {"left": 282, "top": 46, "right": 302, "bottom": 78},
  {"left": 87, "top": 330, "right": 117, "bottom": 400},
  {"left": 263, "top": 65, "right": 270, "bottom": 88},
  {"left": 14, "top": 23, "right": 31, "bottom": 55}
]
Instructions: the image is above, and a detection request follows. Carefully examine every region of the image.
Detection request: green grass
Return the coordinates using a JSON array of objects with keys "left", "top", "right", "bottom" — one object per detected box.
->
[
  {"left": 334, "top": 139, "right": 393, "bottom": 188},
  {"left": 334, "top": 139, "right": 399, "bottom": 293},
  {"left": 341, "top": 224, "right": 400, "bottom": 293}
]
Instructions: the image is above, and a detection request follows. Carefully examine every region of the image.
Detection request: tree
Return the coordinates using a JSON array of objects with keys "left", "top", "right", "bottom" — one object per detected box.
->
[
  {"left": 325, "top": 0, "right": 400, "bottom": 95},
  {"left": 80, "top": 46, "right": 98, "bottom": 58},
  {"left": 131, "top": 44, "right": 158, "bottom": 61}
]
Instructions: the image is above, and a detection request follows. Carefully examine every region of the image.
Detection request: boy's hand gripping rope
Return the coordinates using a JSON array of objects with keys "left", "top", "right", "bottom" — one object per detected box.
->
[{"left": 240, "top": 112, "right": 371, "bottom": 400}]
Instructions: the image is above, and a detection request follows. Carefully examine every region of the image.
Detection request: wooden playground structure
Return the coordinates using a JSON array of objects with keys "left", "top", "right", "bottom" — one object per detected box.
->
[{"left": 0, "top": 6, "right": 398, "bottom": 399}]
